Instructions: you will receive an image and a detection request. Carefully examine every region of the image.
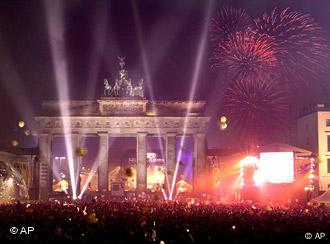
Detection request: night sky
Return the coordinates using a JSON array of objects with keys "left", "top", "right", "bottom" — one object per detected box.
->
[{"left": 0, "top": 0, "right": 330, "bottom": 149}]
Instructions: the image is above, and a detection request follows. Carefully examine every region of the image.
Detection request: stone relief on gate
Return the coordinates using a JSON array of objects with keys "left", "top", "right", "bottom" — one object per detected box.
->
[
  {"left": 36, "top": 118, "right": 208, "bottom": 133},
  {"left": 102, "top": 103, "right": 144, "bottom": 113}
]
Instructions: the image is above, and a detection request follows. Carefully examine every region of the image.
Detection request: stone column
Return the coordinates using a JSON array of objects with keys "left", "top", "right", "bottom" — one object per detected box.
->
[
  {"left": 166, "top": 133, "right": 176, "bottom": 195},
  {"left": 71, "top": 133, "right": 81, "bottom": 197},
  {"left": 193, "top": 133, "right": 207, "bottom": 194},
  {"left": 98, "top": 132, "right": 109, "bottom": 194},
  {"left": 136, "top": 132, "right": 147, "bottom": 193},
  {"left": 38, "top": 133, "right": 52, "bottom": 200},
  {"left": 31, "top": 156, "right": 38, "bottom": 187}
]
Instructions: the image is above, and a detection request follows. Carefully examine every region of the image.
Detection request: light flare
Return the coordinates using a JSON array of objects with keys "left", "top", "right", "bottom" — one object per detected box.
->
[
  {"left": 44, "top": 0, "right": 77, "bottom": 199},
  {"left": 169, "top": 0, "right": 214, "bottom": 200},
  {"left": 132, "top": 0, "right": 168, "bottom": 194},
  {"left": 85, "top": 0, "right": 109, "bottom": 100},
  {"left": 78, "top": 162, "right": 98, "bottom": 199}
]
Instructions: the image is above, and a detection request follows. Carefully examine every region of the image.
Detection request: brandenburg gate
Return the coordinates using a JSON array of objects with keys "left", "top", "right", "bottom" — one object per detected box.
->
[{"left": 34, "top": 58, "right": 210, "bottom": 199}]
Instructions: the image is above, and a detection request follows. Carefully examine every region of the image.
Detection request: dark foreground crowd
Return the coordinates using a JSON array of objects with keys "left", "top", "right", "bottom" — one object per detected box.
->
[{"left": 0, "top": 199, "right": 329, "bottom": 243}]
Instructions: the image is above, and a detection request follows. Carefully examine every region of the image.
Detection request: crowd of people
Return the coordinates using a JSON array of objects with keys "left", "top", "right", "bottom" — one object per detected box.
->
[{"left": 0, "top": 198, "right": 329, "bottom": 242}]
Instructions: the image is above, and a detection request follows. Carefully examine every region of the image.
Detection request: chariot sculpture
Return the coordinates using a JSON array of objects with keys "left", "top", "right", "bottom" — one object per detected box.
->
[{"left": 103, "top": 57, "right": 144, "bottom": 98}]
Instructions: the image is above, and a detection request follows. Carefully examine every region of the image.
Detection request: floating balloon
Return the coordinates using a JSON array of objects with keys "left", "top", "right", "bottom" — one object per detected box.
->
[
  {"left": 220, "top": 116, "right": 227, "bottom": 123},
  {"left": 87, "top": 212, "right": 98, "bottom": 224},
  {"left": 18, "top": 121, "right": 25, "bottom": 128},
  {"left": 220, "top": 122, "right": 227, "bottom": 131},
  {"left": 76, "top": 147, "right": 88, "bottom": 157},
  {"left": 11, "top": 140, "right": 19, "bottom": 147},
  {"left": 24, "top": 130, "right": 31, "bottom": 136}
]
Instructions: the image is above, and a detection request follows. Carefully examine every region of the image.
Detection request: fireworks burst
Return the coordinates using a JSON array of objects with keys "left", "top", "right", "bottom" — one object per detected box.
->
[
  {"left": 212, "top": 29, "right": 278, "bottom": 81},
  {"left": 254, "top": 7, "right": 328, "bottom": 82},
  {"left": 209, "top": 7, "right": 251, "bottom": 44},
  {"left": 223, "top": 78, "right": 289, "bottom": 144},
  {"left": 209, "top": 6, "right": 329, "bottom": 147}
]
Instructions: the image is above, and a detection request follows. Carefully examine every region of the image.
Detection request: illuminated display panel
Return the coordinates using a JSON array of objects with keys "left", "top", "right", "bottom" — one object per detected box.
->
[{"left": 259, "top": 152, "right": 294, "bottom": 183}]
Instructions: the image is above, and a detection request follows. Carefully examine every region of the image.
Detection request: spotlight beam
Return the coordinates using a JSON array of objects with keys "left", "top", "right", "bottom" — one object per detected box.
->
[
  {"left": 132, "top": 1, "right": 189, "bottom": 81},
  {"left": 78, "top": 138, "right": 117, "bottom": 198},
  {"left": 169, "top": 0, "right": 214, "bottom": 200},
  {"left": 131, "top": 0, "right": 169, "bottom": 194},
  {"left": 78, "top": 161, "right": 98, "bottom": 199},
  {"left": 85, "top": 0, "right": 108, "bottom": 100},
  {"left": 44, "top": 0, "right": 77, "bottom": 199}
]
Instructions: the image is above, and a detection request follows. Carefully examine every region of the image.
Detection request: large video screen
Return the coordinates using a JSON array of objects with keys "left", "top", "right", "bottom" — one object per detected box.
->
[{"left": 259, "top": 152, "right": 294, "bottom": 184}]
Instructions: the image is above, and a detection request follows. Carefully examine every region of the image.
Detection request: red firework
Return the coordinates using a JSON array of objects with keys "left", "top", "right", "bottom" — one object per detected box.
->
[
  {"left": 209, "top": 7, "right": 251, "bottom": 44},
  {"left": 254, "top": 7, "right": 328, "bottom": 82},
  {"left": 223, "top": 77, "right": 289, "bottom": 144},
  {"left": 212, "top": 29, "right": 278, "bottom": 81}
]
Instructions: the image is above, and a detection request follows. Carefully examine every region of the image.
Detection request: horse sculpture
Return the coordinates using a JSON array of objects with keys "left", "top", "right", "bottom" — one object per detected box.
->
[
  {"left": 133, "top": 78, "right": 144, "bottom": 97},
  {"left": 104, "top": 79, "right": 112, "bottom": 96},
  {"left": 126, "top": 80, "right": 133, "bottom": 96},
  {"left": 103, "top": 75, "right": 143, "bottom": 97},
  {"left": 113, "top": 80, "right": 121, "bottom": 96}
]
